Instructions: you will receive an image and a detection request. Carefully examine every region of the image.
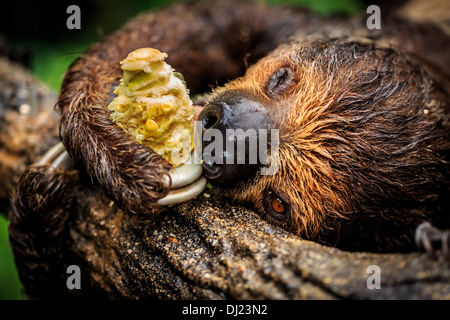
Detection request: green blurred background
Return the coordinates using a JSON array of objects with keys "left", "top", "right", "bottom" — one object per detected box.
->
[{"left": 0, "top": 0, "right": 362, "bottom": 299}]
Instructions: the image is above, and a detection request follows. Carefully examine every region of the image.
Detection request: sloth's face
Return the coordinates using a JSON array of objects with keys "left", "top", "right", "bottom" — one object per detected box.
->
[
  {"left": 198, "top": 39, "right": 445, "bottom": 242},
  {"left": 199, "top": 41, "right": 352, "bottom": 239}
]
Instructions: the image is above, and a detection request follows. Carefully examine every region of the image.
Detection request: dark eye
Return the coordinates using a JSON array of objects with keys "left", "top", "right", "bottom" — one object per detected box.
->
[
  {"left": 266, "top": 67, "right": 294, "bottom": 98},
  {"left": 264, "top": 190, "right": 289, "bottom": 221}
]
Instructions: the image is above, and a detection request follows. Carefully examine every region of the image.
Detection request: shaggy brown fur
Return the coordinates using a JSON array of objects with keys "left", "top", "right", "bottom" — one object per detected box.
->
[
  {"left": 7, "top": 0, "right": 450, "bottom": 298},
  {"left": 219, "top": 39, "right": 450, "bottom": 251},
  {"left": 8, "top": 165, "right": 80, "bottom": 298}
]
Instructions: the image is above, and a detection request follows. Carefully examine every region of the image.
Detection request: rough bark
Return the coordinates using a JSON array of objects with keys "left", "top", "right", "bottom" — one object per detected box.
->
[
  {"left": 0, "top": 57, "right": 59, "bottom": 213},
  {"left": 70, "top": 182, "right": 450, "bottom": 299}
]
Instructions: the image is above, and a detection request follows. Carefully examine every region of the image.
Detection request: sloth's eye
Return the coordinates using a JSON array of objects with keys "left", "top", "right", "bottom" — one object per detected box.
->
[
  {"left": 266, "top": 67, "right": 294, "bottom": 97},
  {"left": 271, "top": 197, "right": 286, "bottom": 213},
  {"left": 265, "top": 190, "right": 289, "bottom": 220}
]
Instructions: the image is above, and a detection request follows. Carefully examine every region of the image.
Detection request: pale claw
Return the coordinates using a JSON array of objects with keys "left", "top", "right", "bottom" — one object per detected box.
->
[
  {"left": 36, "top": 142, "right": 74, "bottom": 170},
  {"left": 37, "top": 142, "right": 206, "bottom": 206},
  {"left": 158, "top": 150, "right": 206, "bottom": 205},
  {"left": 415, "top": 222, "right": 450, "bottom": 263},
  {"left": 157, "top": 176, "right": 207, "bottom": 206}
]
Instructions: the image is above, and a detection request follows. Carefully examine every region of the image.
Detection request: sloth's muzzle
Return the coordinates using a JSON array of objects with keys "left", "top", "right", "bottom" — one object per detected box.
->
[{"left": 198, "top": 93, "right": 272, "bottom": 185}]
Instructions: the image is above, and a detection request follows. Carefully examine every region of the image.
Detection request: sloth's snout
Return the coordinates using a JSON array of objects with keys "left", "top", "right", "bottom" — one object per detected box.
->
[{"left": 198, "top": 93, "right": 271, "bottom": 185}]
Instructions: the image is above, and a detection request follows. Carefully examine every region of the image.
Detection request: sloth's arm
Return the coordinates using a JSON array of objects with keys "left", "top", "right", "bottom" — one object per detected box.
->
[{"left": 56, "top": 0, "right": 304, "bottom": 214}]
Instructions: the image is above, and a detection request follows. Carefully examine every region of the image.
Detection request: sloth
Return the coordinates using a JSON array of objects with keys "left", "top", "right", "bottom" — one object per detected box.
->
[
  {"left": 9, "top": 0, "right": 450, "bottom": 270},
  {"left": 201, "top": 39, "right": 450, "bottom": 252}
]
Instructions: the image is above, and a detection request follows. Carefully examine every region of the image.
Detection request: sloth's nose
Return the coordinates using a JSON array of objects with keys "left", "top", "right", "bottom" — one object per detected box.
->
[
  {"left": 198, "top": 95, "right": 271, "bottom": 185},
  {"left": 200, "top": 103, "right": 223, "bottom": 133}
]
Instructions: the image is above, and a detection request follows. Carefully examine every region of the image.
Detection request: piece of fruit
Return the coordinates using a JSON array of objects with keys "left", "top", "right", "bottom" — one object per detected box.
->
[{"left": 108, "top": 48, "right": 194, "bottom": 166}]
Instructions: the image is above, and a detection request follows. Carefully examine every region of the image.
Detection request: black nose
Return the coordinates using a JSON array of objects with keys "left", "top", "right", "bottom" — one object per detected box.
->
[
  {"left": 200, "top": 104, "right": 221, "bottom": 131},
  {"left": 198, "top": 94, "right": 271, "bottom": 185}
]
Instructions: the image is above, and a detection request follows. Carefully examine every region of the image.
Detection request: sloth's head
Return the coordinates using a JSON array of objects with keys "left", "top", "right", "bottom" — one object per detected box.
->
[{"left": 199, "top": 39, "right": 450, "bottom": 249}]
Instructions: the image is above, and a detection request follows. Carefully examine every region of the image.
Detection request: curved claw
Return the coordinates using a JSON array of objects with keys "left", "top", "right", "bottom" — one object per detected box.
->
[
  {"left": 37, "top": 143, "right": 206, "bottom": 207},
  {"left": 157, "top": 176, "right": 207, "bottom": 206},
  {"left": 159, "top": 151, "right": 206, "bottom": 206},
  {"left": 36, "top": 142, "right": 75, "bottom": 170},
  {"left": 166, "top": 150, "right": 203, "bottom": 189},
  {"left": 415, "top": 222, "right": 450, "bottom": 263}
]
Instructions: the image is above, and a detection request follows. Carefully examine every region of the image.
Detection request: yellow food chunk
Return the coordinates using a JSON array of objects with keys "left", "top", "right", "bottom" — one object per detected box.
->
[
  {"left": 161, "top": 102, "right": 174, "bottom": 113},
  {"left": 145, "top": 119, "right": 158, "bottom": 131},
  {"left": 108, "top": 48, "right": 194, "bottom": 166}
]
